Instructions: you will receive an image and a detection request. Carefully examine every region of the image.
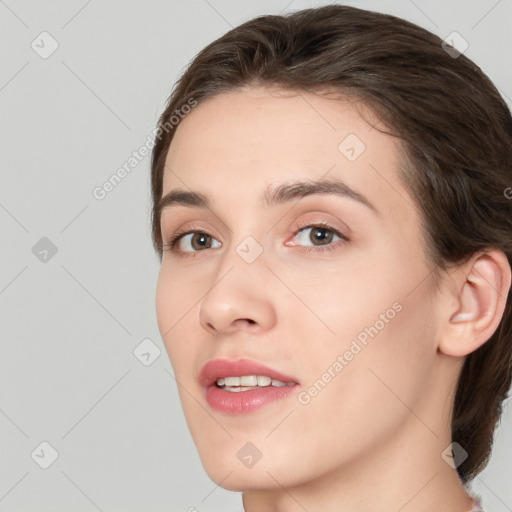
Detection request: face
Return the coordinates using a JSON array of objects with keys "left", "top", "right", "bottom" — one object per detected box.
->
[{"left": 155, "top": 86, "right": 444, "bottom": 491}]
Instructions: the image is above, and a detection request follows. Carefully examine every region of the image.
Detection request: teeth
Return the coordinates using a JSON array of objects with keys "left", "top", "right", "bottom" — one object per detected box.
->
[
  {"left": 257, "top": 375, "right": 271, "bottom": 386},
  {"left": 216, "top": 375, "right": 294, "bottom": 390},
  {"left": 240, "top": 375, "right": 258, "bottom": 386}
]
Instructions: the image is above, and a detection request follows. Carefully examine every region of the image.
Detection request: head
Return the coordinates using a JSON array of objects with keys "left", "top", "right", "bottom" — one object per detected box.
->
[{"left": 151, "top": 5, "right": 512, "bottom": 489}]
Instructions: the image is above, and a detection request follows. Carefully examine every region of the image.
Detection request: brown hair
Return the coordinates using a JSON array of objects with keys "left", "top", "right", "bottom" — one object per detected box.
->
[{"left": 150, "top": 4, "right": 512, "bottom": 482}]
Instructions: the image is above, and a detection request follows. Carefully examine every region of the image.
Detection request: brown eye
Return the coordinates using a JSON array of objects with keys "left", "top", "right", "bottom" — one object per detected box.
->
[
  {"left": 171, "top": 231, "right": 221, "bottom": 253},
  {"left": 310, "top": 227, "right": 334, "bottom": 245},
  {"left": 294, "top": 225, "right": 343, "bottom": 247},
  {"left": 189, "top": 233, "right": 213, "bottom": 250}
]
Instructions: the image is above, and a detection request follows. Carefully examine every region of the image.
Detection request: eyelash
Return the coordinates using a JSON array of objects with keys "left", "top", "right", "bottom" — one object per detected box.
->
[{"left": 163, "top": 221, "right": 349, "bottom": 258}]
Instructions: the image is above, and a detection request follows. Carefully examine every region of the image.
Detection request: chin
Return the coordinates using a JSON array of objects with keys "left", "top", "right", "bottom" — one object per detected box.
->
[
  {"left": 195, "top": 440, "right": 315, "bottom": 493},
  {"left": 200, "top": 459, "right": 285, "bottom": 492}
]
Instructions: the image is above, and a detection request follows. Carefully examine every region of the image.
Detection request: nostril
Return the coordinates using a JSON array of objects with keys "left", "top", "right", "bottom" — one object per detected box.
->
[{"left": 233, "top": 318, "right": 256, "bottom": 328}]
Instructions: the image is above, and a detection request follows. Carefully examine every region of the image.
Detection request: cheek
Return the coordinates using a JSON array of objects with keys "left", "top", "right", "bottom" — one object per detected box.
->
[
  {"left": 155, "top": 265, "right": 196, "bottom": 365},
  {"left": 156, "top": 263, "right": 200, "bottom": 328},
  {"left": 297, "top": 246, "right": 437, "bottom": 419},
  {"left": 155, "top": 266, "right": 175, "bottom": 341},
  {"left": 277, "top": 297, "right": 437, "bottom": 479}
]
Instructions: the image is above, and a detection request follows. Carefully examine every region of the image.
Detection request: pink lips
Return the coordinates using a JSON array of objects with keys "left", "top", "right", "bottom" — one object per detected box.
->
[{"left": 199, "top": 358, "right": 299, "bottom": 414}]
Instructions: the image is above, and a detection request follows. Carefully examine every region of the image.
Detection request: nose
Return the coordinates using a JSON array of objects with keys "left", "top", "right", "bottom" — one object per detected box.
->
[{"left": 199, "top": 258, "right": 277, "bottom": 336}]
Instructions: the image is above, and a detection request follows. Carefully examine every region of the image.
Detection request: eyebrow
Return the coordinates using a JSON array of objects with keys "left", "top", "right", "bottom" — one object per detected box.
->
[{"left": 156, "top": 178, "right": 380, "bottom": 219}]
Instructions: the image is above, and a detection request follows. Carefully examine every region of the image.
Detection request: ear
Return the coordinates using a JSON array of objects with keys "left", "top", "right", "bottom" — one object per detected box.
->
[{"left": 438, "top": 250, "right": 511, "bottom": 357}]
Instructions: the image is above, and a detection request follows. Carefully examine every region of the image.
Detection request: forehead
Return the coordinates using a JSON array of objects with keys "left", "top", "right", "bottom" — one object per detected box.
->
[{"left": 162, "top": 86, "right": 415, "bottom": 219}]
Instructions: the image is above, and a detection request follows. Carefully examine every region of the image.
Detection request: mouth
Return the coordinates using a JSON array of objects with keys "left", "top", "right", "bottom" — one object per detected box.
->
[{"left": 199, "top": 358, "right": 299, "bottom": 414}]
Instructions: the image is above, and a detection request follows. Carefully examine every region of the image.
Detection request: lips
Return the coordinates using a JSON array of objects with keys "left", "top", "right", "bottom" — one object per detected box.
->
[
  {"left": 199, "top": 358, "right": 299, "bottom": 387},
  {"left": 199, "top": 358, "right": 299, "bottom": 414}
]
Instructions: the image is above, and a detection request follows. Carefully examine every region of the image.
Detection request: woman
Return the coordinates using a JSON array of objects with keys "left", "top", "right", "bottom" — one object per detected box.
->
[{"left": 150, "top": 5, "right": 511, "bottom": 511}]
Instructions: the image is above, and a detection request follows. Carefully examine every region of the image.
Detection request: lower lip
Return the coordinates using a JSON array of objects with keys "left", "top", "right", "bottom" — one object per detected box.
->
[{"left": 205, "top": 384, "right": 297, "bottom": 414}]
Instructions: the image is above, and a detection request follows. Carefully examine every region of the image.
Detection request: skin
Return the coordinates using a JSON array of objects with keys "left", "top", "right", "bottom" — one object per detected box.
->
[{"left": 155, "top": 86, "right": 510, "bottom": 511}]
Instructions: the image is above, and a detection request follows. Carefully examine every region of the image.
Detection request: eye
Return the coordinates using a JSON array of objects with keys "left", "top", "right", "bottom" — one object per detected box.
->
[
  {"left": 165, "top": 230, "right": 221, "bottom": 254},
  {"left": 290, "top": 222, "right": 348, "bottom": 251}
]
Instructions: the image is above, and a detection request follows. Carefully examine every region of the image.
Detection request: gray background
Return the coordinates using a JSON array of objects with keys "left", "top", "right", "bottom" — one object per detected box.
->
[{"left": 1, "top": 1, "right": 511, "bottom": 510}]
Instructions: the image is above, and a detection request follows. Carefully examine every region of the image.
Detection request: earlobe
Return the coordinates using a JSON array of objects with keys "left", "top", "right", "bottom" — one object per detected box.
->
[{"left": 440, "top": 250, "right": 511, "bottom": 357}]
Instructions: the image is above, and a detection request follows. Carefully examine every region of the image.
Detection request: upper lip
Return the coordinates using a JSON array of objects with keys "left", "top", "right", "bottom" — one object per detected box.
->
[{"left": 199, "top": 358, "right": 299, "bottom": 387}]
